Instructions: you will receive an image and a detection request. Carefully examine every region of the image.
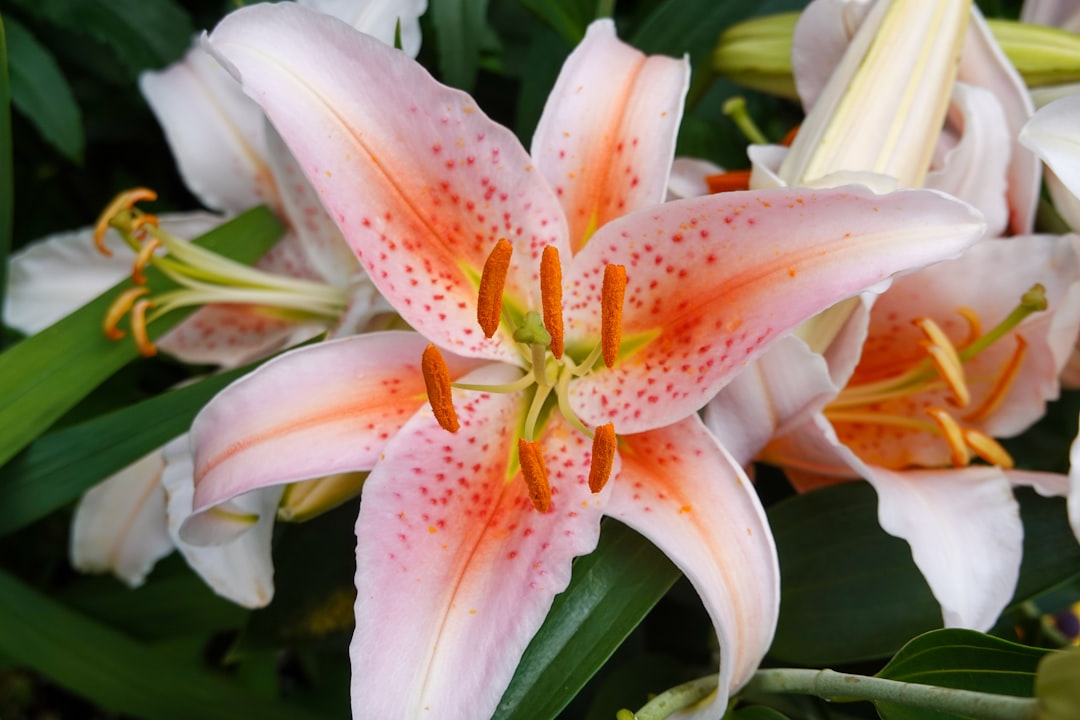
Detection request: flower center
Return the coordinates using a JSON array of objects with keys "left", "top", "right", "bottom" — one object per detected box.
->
[
  {"left": 95, "top": 188, "right": 349, "bottom": 356},
  {"left": 823, "top": 285, "right": 1047, "bottom": 470},
  {"left": 421, "top": 239, "right": 624, "bottom": 512}
]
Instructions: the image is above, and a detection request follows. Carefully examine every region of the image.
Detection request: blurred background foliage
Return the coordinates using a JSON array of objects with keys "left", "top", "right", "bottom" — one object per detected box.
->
[{"left": 4, "top": 1, "right": 1077, "bottom": 719}]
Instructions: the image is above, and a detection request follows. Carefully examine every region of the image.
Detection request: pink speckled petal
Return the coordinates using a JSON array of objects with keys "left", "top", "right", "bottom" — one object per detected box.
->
[
  {"left": 157, "top": 303, "right": 322, "bottom": 369},
  {"left": 188, "top": 332, "right": 482, "bottom": 519},
  {"left": 70, "top": 451, "right": 173, "bottom": 587},
  {"left": 959, "top": 9, "right": 1039, "bottom": 234},
  {"left": 565, "top": 186, "right": 985, "bottom": 433},
  {"left": 608, "top": 416, "right": 778, "bottom": 718},
  {"left": 531, "top": 19, "right": 688, "bottom": 251},
  {"left": 265, "top": 126, "right": 361, "bottom": 288},
  {"left": 865, "top": 464, "right": 1022, "bottom": 630},
  {"left": 352, "top": 364, "right": 608, "bottom": 718},
  {"left": 207, "top": 3, "right": 569, "bottom": 362},
  {"left": 140, "top": 45, "right": 281, "bottom": 215}
]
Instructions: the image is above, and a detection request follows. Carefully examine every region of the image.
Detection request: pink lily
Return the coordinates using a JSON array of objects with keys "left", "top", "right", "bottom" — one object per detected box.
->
[
  {"left": 184, "top": 4, "right": 986, "bottom": 716},
  {"left": 4, "top": 0, "right": 425, "bottom": 603},
  {"left": 707, "top": 235, "right": 1080, "bottom": 629}
]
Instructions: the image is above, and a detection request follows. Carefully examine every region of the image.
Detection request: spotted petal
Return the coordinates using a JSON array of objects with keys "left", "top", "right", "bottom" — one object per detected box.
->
[
  {"left": 207, "top": 3, "right": 569, "bottom": 362},
  {"left": 608, "top": 416, "right": 778, "bottom": 717},
  {"left": 352, "top": 365, "right": 610, "bottom": 717},
  {"left": 187, "top": 332, "right": 481, "bottom": 531},
  {"left": 531, "top": 19, "right": 688, "bottom": 251},
  {"left": 565, "top": 185, "right": 985, "bottom": 433}
]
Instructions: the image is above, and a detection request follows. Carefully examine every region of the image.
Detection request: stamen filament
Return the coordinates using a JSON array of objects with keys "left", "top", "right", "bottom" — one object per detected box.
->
[
  {"left": 601, "top": 264, "right": 627, "bottom": 368},
  {"left": 573, "top": 343, "right": 605, "bottom": 377},
  {"left": 916, "top": 317, "right": 970, "bottom": 407},
  {"left": 541, "top": 245, "right": 565, "bottom": 359},
  {"left": 926, "top": 407, "right": 971, "bottom": 467},
  {"left": 964, "top": 335, "right": 1029, "bottom": 424},
  {"left": 477, "top": 238, "right": 512, "bottom": 338},
  {"left": 589, "top": 423, "right": 616, "bottom": 493},
  {"left": 453, "top": 372, "right": 535, "bottom": 394},
  {"left": 130, "top": 299, "right": 157, "bottom": 357},
  {"left": 824, "top": 410, "right": 938, "bottom": 433},
  {"left": 422, "top": 344, "right": 459, "bottom": 433},
  {"left": 524, "top": 383, "right": 553, "bottom": 441},
  {"left": 554, "top": 363, "right": 592, "bottom": 437},
  {"left": 518, "top": 439, "right": 552, "bottom": 513},
  {"left": 103, "top": 287, "right": 150, "bottom": 340}
]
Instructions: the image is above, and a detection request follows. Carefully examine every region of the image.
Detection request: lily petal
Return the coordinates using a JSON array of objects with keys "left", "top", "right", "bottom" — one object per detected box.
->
[
  {"left": 567, "top": 185, "right": 985, "bottom": 433},
  {"left": 188, "top": 332, "right": 481, "bottom": 523},
  {"left": 608, "top": 416, "right": 779, "bottom": 716},
  {"left": 297, "top": 0, "right": 427, "bottom": 58},
  {"left": 140, "top": 46, "right": 281, "bottom": 215},
  {"left": 1021, "top": 93, "right": 1080, "bottom": 202},
  {"left": 667, "top": 157, "right": 724, "bottom": 200},
  {"left": 959, "top": 8, "right": 1039, "bottom": 234},
  {"left": 70, "top": 451, "right": 174, "bottom": 587},
  {"left": 162, "top": 436, "right": 279, "bottom": 607},
  {"left": 531, "top": 19, "right": 689, "bottom": 251},
  {"left": 926, "top": 83, "right": 1011, "bottom": 237},
  {"left": 1023, "top": 0, "right": 1080, "bottom": 29},
  {"left": 352, "top": 365, "right": 608, "bottom": 717},
  {"left": 864, "top": 464, "right": 1023, "bottom": 630},
  {"left": 207, "top": 3, "right": 569, "bottom": 362},
  {"left": 4, "top": 213, "right": 219, "bottom": 335}
]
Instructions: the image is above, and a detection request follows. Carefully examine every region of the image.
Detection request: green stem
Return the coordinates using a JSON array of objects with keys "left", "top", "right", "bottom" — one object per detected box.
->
[{"left": 629, "top": 668, "right": 1041, "bottom": 720}]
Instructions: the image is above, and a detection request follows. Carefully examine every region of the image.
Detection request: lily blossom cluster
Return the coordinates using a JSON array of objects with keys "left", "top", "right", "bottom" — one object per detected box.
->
[{"left": 169, "top": 2, "right": 993, "bottom": 716}]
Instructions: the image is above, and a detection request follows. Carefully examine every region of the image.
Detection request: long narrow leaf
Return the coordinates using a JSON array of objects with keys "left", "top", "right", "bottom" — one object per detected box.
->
[
  {"left": 0, "top": 206, "right": 282, "bottom": 468},
  {"left": 0, "top": 16, "right": 11, "bottom": 327},
  {"left": 0, "top": 567, "right": 330, "bottom": 720},
  {"left": 494, "top": 520, "right": 681, "bottom": 720},
  {"left": 432, "top": 0, "right": 490, "bottom": 91},
  {"left": 0, "top": 361, "right": 258, "bottom": 536}
]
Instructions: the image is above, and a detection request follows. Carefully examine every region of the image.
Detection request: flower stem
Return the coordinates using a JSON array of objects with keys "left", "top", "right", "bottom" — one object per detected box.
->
[{"left": 627, "top": 668, "right": 1040, "bottom": 720}]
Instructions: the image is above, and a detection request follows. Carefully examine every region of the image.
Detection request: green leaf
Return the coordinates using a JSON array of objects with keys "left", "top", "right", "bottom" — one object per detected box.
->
[
  {"left": 5, "top": 17, "right": 83, "bottom": 162},
  {"left": 768, "top": 483, "right": 1080, "bottom": 665},
  {"left": 59, "top": 557, "right": 246, "bottom": 642},
  {"left": 733, "top": 707, "right": 792, "bottom": 720},
  {"left": 0, "top": 566, "right": 331, "bottom": 720},
  {"left": 494, "top": 520, "right": 681, "bottom": 720},
  {"left": 0, "top": 206, "right": 282, "bottom": 469},
  {"left": 515, "top": 0, "right": 593, "bottom": 46},
  {"left": 0, "top": 360, "right": 261, "bottom": 537},
  {"left": 432, "top": 0, "right": 491, "bottom": 91},
  {"left": 10, "top": 0, "right": 193, "bottom": 74},
  {"left": 1036, "top": 647, "right": 1080, "bottom": 720},
  {"left": 875, "top": 629, "right": 1046, "bottom": 720},
  {"left": 0, "top": 16, "right": 11, "bottom": 328}
]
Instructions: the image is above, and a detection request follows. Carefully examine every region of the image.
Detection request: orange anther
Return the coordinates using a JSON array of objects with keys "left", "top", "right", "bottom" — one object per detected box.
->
[
  {"left": 588, "top": 423, "right": 616, "bottom": 493},
  {"left": 421, "top": 344, "right": 459, "bottom": 433},
  {"left": 131, "top": 299, "right": 157, "bottom": 357},
  {"left": 103, "top": 286, "right": 150, "bottom": 340},
  {"left": 518, "top": 439, "right": 551, "bottom": 513},
  {"left": 956, "top": 306, "right": 982, "bottom": 349},
  {"left": 916, "top": 317, "right": 969, "bottom": 407},
  {"left": 706, "top": 169, "right": 752, "bottom": 194},
  {"left": 130, "top": 213, "right": 160, "bottom": 239},
  {"left": 93, "top": 188, "right": 158, "bottom": 256},
  {"left": 963, "top": 429, "right": 1015, "bottom": 469},
  {"left": 964, "top": 335, "right": 1027, "bottom": 424},
  {"left": 926, "top": 407, "right": 971, "bottom": 467},
  {"left": 601, "top": 264, "right": 627, "bottom": 368},
  {"left": 781, "top": 124, "right": 801, "bottom": 147},
  {"left": 540, "top": 245, "right": 564, "bottom": 359},
  {"left": 132, "top": 238, "right": 163, "bottom": 285},
  {"left": 477, "top": 238, "right": 512, "bottom": 338}
]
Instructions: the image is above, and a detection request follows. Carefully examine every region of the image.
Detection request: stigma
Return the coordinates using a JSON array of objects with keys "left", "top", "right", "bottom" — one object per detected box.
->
[
  {"left": 824, "top": 287, "right": 1047, "bottom": 471},
  {"left": 422, "top": 239, "right": 625, "bottom": 512}
]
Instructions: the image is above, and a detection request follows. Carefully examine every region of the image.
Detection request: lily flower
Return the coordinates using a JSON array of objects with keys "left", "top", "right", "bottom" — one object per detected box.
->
[
  {"left": 707, "top": 235, "right": 1080, "bottom": 630},
  {"left": 180, "top": 4, "right": 987, "bottom": 715},
  {"left": 4, "top": 0, "right": 425, "bottom": 604}
]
